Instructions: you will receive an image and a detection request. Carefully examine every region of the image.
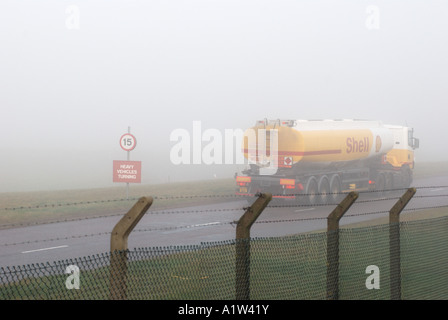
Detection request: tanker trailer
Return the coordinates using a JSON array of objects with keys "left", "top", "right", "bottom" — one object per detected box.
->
[{"left": 235, "top": 119, "right": 419, "bottom": 205}]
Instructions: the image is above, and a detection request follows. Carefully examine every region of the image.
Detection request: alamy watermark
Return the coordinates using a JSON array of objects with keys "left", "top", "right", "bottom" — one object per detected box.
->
[
  {"left": 365, "top": 265, "right": 380, "bottom": 289},
  {"left": 65, "top": 265, "right": 80, "bottom": 289},
  {"left": 366, "top": 5, "right": 380, "bottom": 30},
  {"left": 169, "top": 121, "right": 279, "bottom": 175},
  {"left": 66, "top": 5, "right": 80, "bottom": 30}
]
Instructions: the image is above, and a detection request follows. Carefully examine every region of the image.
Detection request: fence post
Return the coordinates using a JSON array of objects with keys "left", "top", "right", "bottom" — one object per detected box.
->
[
  {"left": 326, "top": 191, "right": 358, "bottom": 300},
  {"left": 389, "top": 187, "right": 416, "bottom": 300},
  {"left": 109, "top": 196, "right": 153, "bottom": 300},
  {"left": 235, "top": 192, "right": 272, "bottom": 300}
]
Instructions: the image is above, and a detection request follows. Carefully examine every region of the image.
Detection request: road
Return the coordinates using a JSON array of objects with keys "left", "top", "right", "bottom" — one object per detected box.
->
[{"left": 0, "top": 175, "right": 447, "bottom": 269}]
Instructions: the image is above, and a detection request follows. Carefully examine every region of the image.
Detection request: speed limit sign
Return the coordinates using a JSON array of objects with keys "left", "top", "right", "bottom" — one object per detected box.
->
[{"left": 120, "top": 133, "right": 137, "bottom": 151}]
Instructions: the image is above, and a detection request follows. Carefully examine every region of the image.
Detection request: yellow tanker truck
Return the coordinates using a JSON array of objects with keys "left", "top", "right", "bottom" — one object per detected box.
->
[{"left": 235, "top": 119, "right": 419, "bottom": 205}]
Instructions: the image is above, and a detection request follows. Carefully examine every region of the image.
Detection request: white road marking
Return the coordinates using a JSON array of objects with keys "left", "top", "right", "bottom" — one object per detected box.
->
[
  {"left": 294, "top": 208, "right": 315, "bottom": 213},
  {"left": 190, "top": 222, "right": 221, "bottom": 228},
  {"left": 430, "top": 188, "right": 445, "bottom": 192},
  {"left": 161, "top": 222, "right": 221, "bottom": 234},
  {"left": 21, "top": 245, "right": 68, "bottom": 254}
]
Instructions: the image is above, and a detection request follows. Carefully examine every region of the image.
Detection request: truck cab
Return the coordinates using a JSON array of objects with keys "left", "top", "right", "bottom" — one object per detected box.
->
[{"left": 384, "top": 125, "right": 419, "bottom": 169}]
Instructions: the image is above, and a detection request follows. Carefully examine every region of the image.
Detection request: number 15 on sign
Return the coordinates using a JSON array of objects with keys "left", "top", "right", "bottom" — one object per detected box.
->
[{"left": 120, "top": 133, "right": 137, "bottom": 152}]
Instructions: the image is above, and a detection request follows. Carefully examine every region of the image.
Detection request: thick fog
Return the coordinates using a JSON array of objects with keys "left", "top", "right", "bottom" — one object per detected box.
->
[{"left": 1, "top": 0, "right": 447, "bottom": 192}]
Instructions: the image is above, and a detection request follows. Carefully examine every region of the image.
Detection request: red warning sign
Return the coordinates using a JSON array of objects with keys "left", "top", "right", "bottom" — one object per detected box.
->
[{"left": 113, "top": 160, "right": 142, "bottom": 183}]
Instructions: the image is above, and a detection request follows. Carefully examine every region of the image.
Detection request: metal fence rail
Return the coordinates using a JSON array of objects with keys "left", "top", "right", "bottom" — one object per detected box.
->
[
  {"left": 1, "top": 187, "right": 448, "bottom": 300},
  {"left": 2, "top": 215, "right": 448, "bottom": 299}
]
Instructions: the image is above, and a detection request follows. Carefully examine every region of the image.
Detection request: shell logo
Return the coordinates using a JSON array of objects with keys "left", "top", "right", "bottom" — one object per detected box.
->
[{"left": 375, "top": 136, "right": 382, "bottom": 153}]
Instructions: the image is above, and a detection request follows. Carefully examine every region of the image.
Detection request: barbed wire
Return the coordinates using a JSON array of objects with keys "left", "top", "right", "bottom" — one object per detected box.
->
[
  {"left": 265, "top": 195, "right": 403, "bottom": 208},
  {"left": 152, "top": 194, "right": 247, "bottom": 200},
  {"left": 0, "top": 221, "right": 239, "bottom": 248},
  {"left": 146, "top": 208, "right": 244, "bottom": 214},
  {"left": 0, "top": 231, "right": 111, "bottom": 247},
  {"left": 413, "top": 194, "right": 448, "bottom": 199},
  {"left": 1, "top": 185, "right": 448, "bottom": 230},
  {"left": 2, "top": 192, "right": 446, "bottom": 215},
  {"left": 0, "top": 194, "right": 248, "bottom": 211},
  {"left": 402, "top": 204, "right": 448, "bottom": 213},
  {"left": 0, "top": 212, "right": 127, "bottom": 230},
  {"left": 2, "top": 202, "right": 448, "bottom": 248},
  {"left": 0, "top": 198, "right": 136, "bottom": 211},
  {"left": 0, "top": 207, "right": 247, "bottom": 230},
  {"left": 1, "top": 185, "right": 448, "bottom": 247},
  {"left": 133, "top": 221, "right": 237, "bottom": 234},
  {"left": 254, "top": 216, "right": 328, "bottom": 224},
  {"left": 2, "top": 185, "right": 447, "bottom": 212},
  {"left": 268, "top": 185, "right": 448, "bottom": 198}
]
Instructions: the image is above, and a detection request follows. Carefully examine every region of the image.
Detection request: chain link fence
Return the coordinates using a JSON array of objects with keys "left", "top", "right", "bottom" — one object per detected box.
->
[{"left": 2, "top": 213, "right": 448, "bottom": 300}]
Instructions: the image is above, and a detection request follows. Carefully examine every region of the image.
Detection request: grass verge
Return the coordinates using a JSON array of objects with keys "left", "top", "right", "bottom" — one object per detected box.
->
[{"left": 0, "top": 179, "right": 238, "bottom": 229}]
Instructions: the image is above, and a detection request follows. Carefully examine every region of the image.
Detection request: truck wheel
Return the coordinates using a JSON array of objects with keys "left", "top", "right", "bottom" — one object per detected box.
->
[
  {"left": 329, "top": 175, "right": 342, "bottom": 204},
  {"left": 318, "top": 176, "right": 330, "bottom": 205},
  {"left": 305, "top": 177, "right": 318, "bottom": 206}
]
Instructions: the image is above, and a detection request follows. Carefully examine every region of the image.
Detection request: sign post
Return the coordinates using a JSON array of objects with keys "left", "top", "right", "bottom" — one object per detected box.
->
[{"left": 115, "top": 127, "right": 140, "bottom": 200}]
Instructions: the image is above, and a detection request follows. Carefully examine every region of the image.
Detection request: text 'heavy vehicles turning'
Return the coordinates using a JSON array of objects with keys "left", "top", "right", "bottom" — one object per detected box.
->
[{"left": 235, "top": 119, "right": 419, "bottom": 205}]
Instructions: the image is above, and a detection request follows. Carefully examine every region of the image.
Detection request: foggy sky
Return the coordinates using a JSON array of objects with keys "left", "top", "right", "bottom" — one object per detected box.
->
[{"left": 1, "top": 0, "right": 447, "bottom": 192}]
